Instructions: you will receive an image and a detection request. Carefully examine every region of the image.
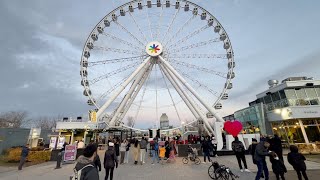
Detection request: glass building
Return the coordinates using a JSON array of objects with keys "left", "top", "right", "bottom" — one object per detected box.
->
[{"left": 249, "top": 77, "right": 320, "bottom": 144}]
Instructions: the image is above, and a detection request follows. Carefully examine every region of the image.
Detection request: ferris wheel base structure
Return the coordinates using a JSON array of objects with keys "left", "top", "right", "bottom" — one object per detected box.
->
[{"left": 80, "top": 0, "right": 235, "bottom": 136}]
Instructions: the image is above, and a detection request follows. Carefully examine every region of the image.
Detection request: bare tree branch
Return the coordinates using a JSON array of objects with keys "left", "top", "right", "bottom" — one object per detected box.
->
[
  {"left": 0, "top": 111, "right": 29, "bottom": 128},
  {"left": 127, "top": 116, "right": 135, "bottom": 128}
]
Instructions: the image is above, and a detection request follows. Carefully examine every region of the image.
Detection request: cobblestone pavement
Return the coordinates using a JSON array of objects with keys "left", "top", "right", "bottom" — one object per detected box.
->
[{"left": 1, "top": 150, "right": 319, "bottom": 180}]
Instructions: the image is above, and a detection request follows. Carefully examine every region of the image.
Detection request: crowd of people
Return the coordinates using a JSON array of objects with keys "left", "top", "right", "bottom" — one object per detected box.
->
[{"left": 232, "top": 134, "right": 309, "bottom": 180}]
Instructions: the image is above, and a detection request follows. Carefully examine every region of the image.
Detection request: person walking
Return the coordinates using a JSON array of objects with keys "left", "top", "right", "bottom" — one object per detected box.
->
[
  {"left": 18, "top": 143, "right": 29, "bottom": 170},
  {"left": 248, "top": 139, "right": 264, "bottom": 178},
  {"left": 159, "top": 145, "right": 166, "bottom": 165},
  {"left": 93, "top": 153, "right": 102, "bottom": 172},
  {"left": 140, "top": 137, "right": 148, "bottom": 164},
  {"left": 151, "top": 137, "right": 159, "bottom": 164},
  {"left": 120, "top": 139, "right": 127, "bottom": 164},
  {"left": 104, "top": 142, "right": 118, "bottom": 180},
  {"left": 273, "top": 134, "right": 284, "bottom": 161},
  {"left": 211, "top": 137, "right": 218, "bottom": 157},
  {"left": 254, "top": 140, "right": 272, "bottom": 180},
  {"left": 114, "top": 139, "right": 120, "bottom": 162},
  {"left": 232, "top": 137, "right": 250, "bottom": 172},
  {"left": 201, "top": 137, "right": 211, "bottom": 164},
  {"left": 270, "top": 152, "right": 287, "bottom": 180},
  {"left": 125, "top": 140, "right": 130, "bottom": 164},
  {"left": 133, "top": 139, "right": 140, "bottom": 165},
  {"left": 287, "top": 145, "right": 309, "bottom": 180},
  {"left": 74, "top": 144, "right": 99, "bottom": 180}
]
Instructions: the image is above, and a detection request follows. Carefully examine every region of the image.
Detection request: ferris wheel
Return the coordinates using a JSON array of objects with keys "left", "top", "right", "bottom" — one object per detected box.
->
[{"left": 80, "top": 0, "right": 235, "bottom": 134}]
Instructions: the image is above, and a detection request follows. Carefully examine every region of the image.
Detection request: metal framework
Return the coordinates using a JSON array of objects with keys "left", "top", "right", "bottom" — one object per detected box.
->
[{"left": 80, "top": 0, "right": 235, "bottom": 134}]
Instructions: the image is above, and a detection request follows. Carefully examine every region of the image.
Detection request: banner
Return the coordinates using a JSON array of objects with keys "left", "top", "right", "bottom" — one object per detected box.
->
[
  {"left": 64, "top": 145, "right": 77, "bottom": 161},
  {"left": 90, "top": 111, "right": 97, "bottom": 122},
  {"left": 49, "top": 137, "right": 57, "bottom": 149}
]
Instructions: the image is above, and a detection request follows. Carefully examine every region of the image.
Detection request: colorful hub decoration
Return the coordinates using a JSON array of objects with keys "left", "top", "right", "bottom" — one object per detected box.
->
[{"left": 146, "top": 41, "right": 163, "bottom": 57}]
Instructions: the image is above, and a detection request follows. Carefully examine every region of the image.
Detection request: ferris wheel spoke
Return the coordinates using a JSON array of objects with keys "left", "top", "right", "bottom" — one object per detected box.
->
[
  {"left": 167, "top": 53, "right": 228, "bottom": 59},
  {"left": 167, "top": 24, "right": 210, "bottom": 49},
  {"left": 89, "top": 62, "right": 140, "bottom": 85},
  {"left": 146, "top": 4, "right": 154, "bottom": 40},
  {"left": 175, "top": 68, "right": 219, "bottom": 97},
  {"left": 113, "top": 21, "right": 145, "bottom": 46},
  {"left": 154, "top": 1, "right": 164, "bottom": 40},
  {"left": 159, "top": 55, "right": 224, "bottom": 123},
  {"left": 88, "top": 56, "right": 147, "bottom": 67},
  {"left": 98, "top": 75, "right": 130, "bottom": 103},
  {"left": 93, "top": 45, "right": 143, "bottom": 55},
  {"left": 161, "top": 6, "right": 180, "bottom": 43},
  {"left": 168, "top": 38, "right": 220, "bottom": 54},
  {"left": 164, "top": 15, "right": 196, "bottom": 47},
  {"left": 101, "top": 32, "right": 142, "bottom": 50},
  {"left": 128, "top": 12, "right": 149, "bottom": 43},
  {"left": 159, "top": 64, "right": 182, "bottom": 123},
  {"left": 169, "top": 59, "right": 227, "bottom": 78}
]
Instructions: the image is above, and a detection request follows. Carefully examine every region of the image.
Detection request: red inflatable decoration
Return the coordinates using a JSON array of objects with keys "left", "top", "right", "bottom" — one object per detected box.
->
[{"left": 224, "top": 120, "right": 243, "bottom": 137}]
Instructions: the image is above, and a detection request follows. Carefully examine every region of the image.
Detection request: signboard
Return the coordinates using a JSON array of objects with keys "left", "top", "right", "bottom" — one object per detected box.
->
[
  {"left": 49, "top": 137, "right": 57, "bottom": 149},
  {"left": 63, "top": 145, "right": 77, "bottom": 161}
]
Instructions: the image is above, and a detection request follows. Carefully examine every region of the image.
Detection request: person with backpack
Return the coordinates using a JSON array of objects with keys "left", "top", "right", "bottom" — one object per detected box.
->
[
  {"left": 287, "top": 145, "right": 309, "bottom": 180},
  {"left": 151, "top": 137, "right": 159, "bottom": 164},
  {"left": 73, "top": 144, "right": 99, "bottom": 180},
  {"left": 270, "top": 152, "right": 287, "bottom": 180},
  {"left": 104, "top": 142, "right": 118, "bottom": 180},
  {"left": 232, "top": 136, "right": 250, "bottom": 172}
]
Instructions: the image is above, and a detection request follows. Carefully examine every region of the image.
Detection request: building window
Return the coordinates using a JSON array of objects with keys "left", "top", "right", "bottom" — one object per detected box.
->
[
  {"left": 316, "top": 88, "right": 320, "bottom": 97},
  {"left": 279, "top": 90, "right": 286, "bottom": 99},
  {"left": 271, "top": 92, "right": 281, "bottom": 101},
  {"left": 285, "top": 89, "right": 297, "bottom": 99},
  {"left": 264, "top": 95, "right": 272, "bottom": 104},
  {"left": 306, "top": 88, "right": 317, "bottom": 98},
  {"left": 296, "top": 88, "right": 307, "bottom": 99}
]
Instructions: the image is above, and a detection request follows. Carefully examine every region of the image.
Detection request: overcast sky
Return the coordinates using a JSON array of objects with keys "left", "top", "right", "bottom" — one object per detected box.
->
[{"left": 1, "top": 0, "right": 320, "bottom": 128}]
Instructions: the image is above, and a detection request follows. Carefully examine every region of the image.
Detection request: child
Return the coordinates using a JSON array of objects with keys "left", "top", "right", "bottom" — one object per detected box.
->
[
  {"left": 287, "top": 145, "right": 309, "bottom": 180},
  {"left": 159, "top": 145, "right": 166, "bottom": 165},
  {"left": 270, "top": 152, "right": 286, "bottom": 180}
]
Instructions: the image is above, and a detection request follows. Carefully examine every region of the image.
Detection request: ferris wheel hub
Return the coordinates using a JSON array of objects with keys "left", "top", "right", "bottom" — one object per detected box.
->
[{"left": 146, "top": 41, "right": 163, "bottom": 57}]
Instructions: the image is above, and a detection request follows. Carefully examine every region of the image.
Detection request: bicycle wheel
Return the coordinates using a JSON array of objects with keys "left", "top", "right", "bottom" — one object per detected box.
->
[
  {"left": 194, "top": 157, "right": 201, "bottom": 165},
  {"left": 182, "top": 157, "right": 189, "bottom": 164},
  {"left": 208, "top": 165, "right": 215, "bottom": 179}
]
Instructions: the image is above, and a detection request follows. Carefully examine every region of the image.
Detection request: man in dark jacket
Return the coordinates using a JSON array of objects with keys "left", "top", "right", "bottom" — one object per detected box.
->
[
  {"left": 287, "top": 145, "right": 309, "bottom": 180},
  {"left": 201, "top": 137, "right": 211, "bottom": 163},
  {"left": 94, "top": 154, "right": 101, "bottom": 172},
  {"left": 18, "top": 143, "right": 29, "bottom": 170},
  {"left": 248, "top": 139, "right": 264, "bottom": 178},
  {"left": 74, "top": 144, "right": 99, "bottom": 180},
  {"left": 104, "top": 142, "right": 118, "bottom": 180},
  {"left": 254, "top": 140, "right": 271, "bottom": 180},
  {"left": 273, "top": 134, "right": 283, "bottom": 161}
]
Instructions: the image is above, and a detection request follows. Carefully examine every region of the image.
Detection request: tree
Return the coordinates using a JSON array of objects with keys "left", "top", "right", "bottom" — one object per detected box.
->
[
  {"left": 34, "top": 116, "right": 60, "bottom": 130},
  {"left": 127, "top": 116, "right": 135, "bottom": 127},
  {"left": 0, "top": 111, "right": 29, "bottom": 128}
]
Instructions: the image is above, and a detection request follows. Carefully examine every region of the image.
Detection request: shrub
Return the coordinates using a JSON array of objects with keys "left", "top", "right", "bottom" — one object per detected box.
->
[{"left": 5, "top": 147, "right": 51, "bottom": 163}]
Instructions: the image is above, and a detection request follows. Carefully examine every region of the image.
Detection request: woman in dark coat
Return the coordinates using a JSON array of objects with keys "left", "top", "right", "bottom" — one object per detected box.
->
[
  {"left": 287, "top": 145, "right": 309, "bottom": 180},
  {"left": 270, "top": 152, "right": 287, "bottom": 180},
  {"left": 104, "top": 142, "right": 118, "bottom": 180}
]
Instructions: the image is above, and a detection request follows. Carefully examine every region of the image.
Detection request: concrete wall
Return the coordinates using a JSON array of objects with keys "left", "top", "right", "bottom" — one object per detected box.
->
[{"left": 0, "top": 128, "right": 30, "bottom": 154}]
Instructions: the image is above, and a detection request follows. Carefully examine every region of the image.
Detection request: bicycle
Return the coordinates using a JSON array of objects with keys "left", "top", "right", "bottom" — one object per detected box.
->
[
  {"left": 182, "top": 148, "right": 201, "bottom": 165},
  {"left": 208, "top": 161, "right": 239, "bottom": 180}
]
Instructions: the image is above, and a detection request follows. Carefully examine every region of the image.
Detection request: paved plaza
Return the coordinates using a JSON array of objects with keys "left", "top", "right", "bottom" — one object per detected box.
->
[{"left": 1, "top": 150, "right": 320, "bottom": 180}]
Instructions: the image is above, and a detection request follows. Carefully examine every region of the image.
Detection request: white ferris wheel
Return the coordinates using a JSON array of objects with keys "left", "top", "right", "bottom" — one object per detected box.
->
[{"left": 80, "top": 0, "right": 235, "bottom": 134}]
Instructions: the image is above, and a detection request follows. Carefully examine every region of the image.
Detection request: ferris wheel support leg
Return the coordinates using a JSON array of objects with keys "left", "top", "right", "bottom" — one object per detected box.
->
[
  {"left": 97, "top": 57, "right": 151, "bottom": 119},
  {"left": 110, "top": 65, "right": 152, "bottom": 126},
  {"left": 109, "top": 62, "right": 152, "bottom": 126},
  {"left": 117, "top": 64, "right": 154, "bottom": 124},
  {"left": 159, "top": 63, "right": 213, "bottom": 135},
  {"left": 159, "top": 56, "right": 225, "bottom": 123}
]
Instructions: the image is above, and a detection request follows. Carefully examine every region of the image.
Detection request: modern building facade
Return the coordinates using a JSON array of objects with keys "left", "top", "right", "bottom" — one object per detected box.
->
[{"left": 234, "top": 77, "right": 320, "bottom": 144}]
